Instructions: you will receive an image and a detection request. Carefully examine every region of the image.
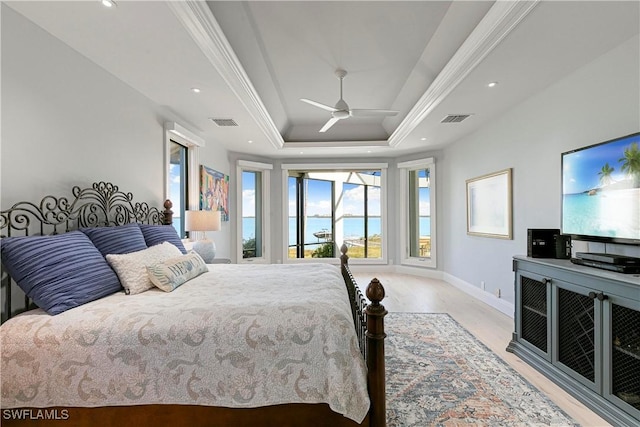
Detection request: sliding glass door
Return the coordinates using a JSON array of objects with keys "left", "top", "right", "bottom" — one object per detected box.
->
[{"left": 287, "top": 169, "right": 383, "bottom": 260}]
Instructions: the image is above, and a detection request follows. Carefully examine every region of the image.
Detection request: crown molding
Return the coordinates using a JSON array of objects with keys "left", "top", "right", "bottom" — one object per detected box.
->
[
  {"left": 167, "top": 0, "right": 284, "bottom": 150},
  {"left": 283, "top": 140, "right": 390, "bottom": 149},
  {"left": 388, "top": 0, "right": 540, "bottom": 148}
]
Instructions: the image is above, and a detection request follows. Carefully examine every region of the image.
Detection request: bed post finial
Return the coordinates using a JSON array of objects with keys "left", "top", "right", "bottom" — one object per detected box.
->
[
  {"left": 365, "top": 278, "right": 387, "bottom": 427},
  {"left": 340, "top": 243, "right": 349, "bottom": 267},
  {"left": 163, "top": 199, "right": 174, "bottom": 225}
]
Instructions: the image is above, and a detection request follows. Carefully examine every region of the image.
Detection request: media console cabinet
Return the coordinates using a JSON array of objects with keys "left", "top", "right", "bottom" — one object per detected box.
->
[{"left": 508, "top": 256, "right": 640, "bottom": 426}]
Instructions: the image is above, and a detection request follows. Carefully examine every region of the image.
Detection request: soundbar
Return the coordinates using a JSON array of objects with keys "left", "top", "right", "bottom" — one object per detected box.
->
[
  {"left": 571, "top": 257, "right": 640, "bottom": 274},
  {"left": 575, "top": 252, "right": 640, "bottom": 265}
]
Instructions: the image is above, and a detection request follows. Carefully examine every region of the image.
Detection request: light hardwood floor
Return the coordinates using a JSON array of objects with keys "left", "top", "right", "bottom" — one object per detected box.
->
[{"left": 352, "top": 272, "right": 611, "bottom": 427}]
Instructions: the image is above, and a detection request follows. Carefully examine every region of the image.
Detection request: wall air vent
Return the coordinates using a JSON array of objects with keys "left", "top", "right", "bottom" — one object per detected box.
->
[
  {"left": 441, "top": 114, "right": 472, "bottom": 123},
  {"left": 210, "top": 118, "right": 238, "bottom": 127}
]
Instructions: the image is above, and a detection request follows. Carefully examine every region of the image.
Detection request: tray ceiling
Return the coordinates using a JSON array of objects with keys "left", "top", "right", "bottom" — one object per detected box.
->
[{"left": 5, "top": 1, "right": 639, "bottom": 158}]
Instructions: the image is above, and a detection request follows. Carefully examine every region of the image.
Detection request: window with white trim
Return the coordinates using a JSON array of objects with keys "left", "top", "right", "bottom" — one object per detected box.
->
[
  {"left": 237, "top": 160, "right": 272, "bottom": 263},
  {"left": 282, "top": 163, "right": 387, "bottom": 263},
  {"left": 399, "top": 157, "right": 436, "bottom": 268},
  {"left": 164, "top": 122, "right": 204, "bottom": 238},
  {"left": 168, "top": 141, "right": 188, "bottom": 237}
]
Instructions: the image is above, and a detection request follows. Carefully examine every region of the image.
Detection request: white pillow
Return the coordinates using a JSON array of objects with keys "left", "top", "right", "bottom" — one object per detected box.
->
[
  {"left": 106, "top": 242, "right": 183, "bottom": 295},
  {"left": 147, "top": 251, "right": 208, "bottom": 292}
]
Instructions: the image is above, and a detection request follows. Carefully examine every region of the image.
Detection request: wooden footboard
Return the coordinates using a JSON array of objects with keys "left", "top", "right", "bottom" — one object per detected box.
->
[
  {"left": 340, "top": 244, "right": 387, "bottom": 427},
  {"left": 1, "top": 404, "right": 366, "bottom": 427}
]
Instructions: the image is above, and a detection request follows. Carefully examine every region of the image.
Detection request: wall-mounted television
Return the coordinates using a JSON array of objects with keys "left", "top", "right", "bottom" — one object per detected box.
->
[{"left": 561, "top": 132, "right": 640, "bottom": 246}]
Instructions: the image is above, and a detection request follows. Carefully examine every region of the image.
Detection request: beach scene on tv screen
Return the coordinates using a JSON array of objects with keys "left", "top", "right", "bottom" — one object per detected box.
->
[{"left": 562, "top": 134, "right": 640, "bottom": 241}]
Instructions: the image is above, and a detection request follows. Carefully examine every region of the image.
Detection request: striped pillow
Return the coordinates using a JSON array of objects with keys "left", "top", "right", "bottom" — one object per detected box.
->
[
  {"left": 139, "top": 224, "right": 187, "bottom": 254},
  {"left": 147, "top": 251, "right": 208, "bottom": 292},
  {"left": 0, "top": 231, "right": 122, "bottom": 315},
  {"left": 80, "top": 223, "right": 147, "bottom": 257}
]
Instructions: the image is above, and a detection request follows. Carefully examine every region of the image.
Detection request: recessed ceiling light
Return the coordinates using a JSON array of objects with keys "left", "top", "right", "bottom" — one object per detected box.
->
[
  {"left": 101, "top": 0, "right": 116, "bottom": 8},
  {"left": 248, "top": 140, "right": 253, "bottom": 144},
  {"left": 191, "top": 87, "right": 201, "bottom": 93},
  {"left": 420, "top": 137, "right": 427, "bottom": 141},
  {"left": 487, "top": 81, "right": 498, "bottom": 88}
]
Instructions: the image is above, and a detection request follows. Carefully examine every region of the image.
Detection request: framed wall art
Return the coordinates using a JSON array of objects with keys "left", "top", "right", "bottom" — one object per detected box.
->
[
  {"left": 466, "top": 168, "right": 512, "bottom": 239},
  {"left": 200, "top": 165, "right": 229, "bottom": 221}
]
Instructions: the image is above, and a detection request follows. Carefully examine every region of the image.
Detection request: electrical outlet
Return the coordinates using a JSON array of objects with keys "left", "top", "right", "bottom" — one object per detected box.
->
[
  {"left": 494, "top": 288, "right": 501, "bottom": 298},
  {"left": 480, "top": 281, "right": 486, "bottom": 291}
]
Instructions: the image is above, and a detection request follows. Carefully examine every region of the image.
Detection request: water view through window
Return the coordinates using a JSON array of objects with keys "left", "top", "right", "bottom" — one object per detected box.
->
[{"left": 287, "top": 170, "right": 384, "bottom": 259}]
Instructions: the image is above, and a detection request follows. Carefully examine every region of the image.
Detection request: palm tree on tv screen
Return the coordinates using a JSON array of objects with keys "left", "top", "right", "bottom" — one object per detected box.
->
[
  {"left": 619, "top": 142, "right": 640, "bottom": 188},
  {"left": 598, "top": 162, "right": 615, "bottom": 187}
]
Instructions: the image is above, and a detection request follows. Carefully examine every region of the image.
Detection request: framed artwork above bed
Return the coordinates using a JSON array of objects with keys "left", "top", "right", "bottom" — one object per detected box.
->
[{"left": 200, "top": 165, "right": 229, "bottom": 221}]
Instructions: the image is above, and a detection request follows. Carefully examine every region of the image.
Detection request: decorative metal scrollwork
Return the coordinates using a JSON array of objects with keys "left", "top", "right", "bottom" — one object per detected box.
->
[
  {"left": 1, "top": 182, "right": 170, "bottom": 238},
  {"left": 1, "top": 182, "right": 173, "bottom": 322}
]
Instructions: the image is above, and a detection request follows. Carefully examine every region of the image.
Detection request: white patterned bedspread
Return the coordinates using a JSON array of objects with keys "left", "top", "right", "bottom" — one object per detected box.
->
[{"left": 0, "top": 263, "right": 369, "bottom": 422}]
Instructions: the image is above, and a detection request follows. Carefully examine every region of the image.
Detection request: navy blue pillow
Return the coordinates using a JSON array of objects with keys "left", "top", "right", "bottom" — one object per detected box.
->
[
  {"left": 0, "top": 231, "right": 122, "bottom": 315},
  {"left": 139, "top": 224, "right": 187, "bottom": 254},
  {"left": 80, "top": 223, "right": 147, "bottom": 256}
]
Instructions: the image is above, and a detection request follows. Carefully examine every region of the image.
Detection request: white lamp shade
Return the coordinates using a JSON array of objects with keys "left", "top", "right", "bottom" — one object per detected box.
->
[{"left": 185, "top": 210, "right": 221, "bottom": 232}]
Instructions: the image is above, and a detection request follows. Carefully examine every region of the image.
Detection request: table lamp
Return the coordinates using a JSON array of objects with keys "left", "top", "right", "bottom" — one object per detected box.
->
[{"left": 185, "top": 210, "right": 221, "bottom": 263}]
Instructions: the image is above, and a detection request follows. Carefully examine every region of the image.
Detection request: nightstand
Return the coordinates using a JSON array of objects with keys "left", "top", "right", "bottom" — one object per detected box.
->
[{"left": 209, "top": 258, "right": 231, "bottom": 264}]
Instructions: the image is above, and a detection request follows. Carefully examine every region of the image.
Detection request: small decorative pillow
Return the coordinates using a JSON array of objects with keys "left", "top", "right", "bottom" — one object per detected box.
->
[
  {"left": 0, "top": 231, "right": 122, "bottom": 315},
  {"left": 139, "top": 224, "right": 187, "bottom": 254},
  {"left": 80, "top": 223, "right": 147, "bottom": 257},
  {"left": 147, "top": 251, "right": 208, "bottom": 292},
  {"left": 106, "top": 242, "right": 183, "bottom": 295}
]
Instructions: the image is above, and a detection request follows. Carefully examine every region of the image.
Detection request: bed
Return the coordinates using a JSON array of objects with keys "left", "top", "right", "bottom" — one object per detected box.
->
[{"left": 0, "top": 182, "right": 387, "bottom": 427}]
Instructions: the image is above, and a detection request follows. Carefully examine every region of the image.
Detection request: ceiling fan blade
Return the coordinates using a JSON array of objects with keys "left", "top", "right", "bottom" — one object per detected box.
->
[
  {"left": 300, "top": 98, "right": 338, "bottom": 112},
  {"left": 319, "top": 117, "right": 340, "bottom": 133},
  {"left": 349, "top": 109, "right": 399, "bottom": 117}
]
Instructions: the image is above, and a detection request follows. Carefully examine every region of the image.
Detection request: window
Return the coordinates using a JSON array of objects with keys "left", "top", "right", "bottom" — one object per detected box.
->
[
  {"left": 399, "top": 158, "right": 436, "bottom": 268},
  {"left": 237, "top": 160, "right": 272, "bottom": 263},
  {"left": 282, "top": 164, "right": 387, "bottom": 263},
  {"left": 164, "top": 122, "right": 204, "bottom": 238},
  {"left": 168, "top": 141, "right": 188, "bottom": 237},
  {"left": 288, "top": 174, "right": 334, "bottom": 259}
]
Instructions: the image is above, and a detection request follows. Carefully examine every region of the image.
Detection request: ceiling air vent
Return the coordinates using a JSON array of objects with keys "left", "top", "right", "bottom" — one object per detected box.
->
[
  {"left": 210, "top": 118, "right": 238, "bottom": 127},
  {"left": 441, "top": 114, "right": 472, "bottom": 123}
]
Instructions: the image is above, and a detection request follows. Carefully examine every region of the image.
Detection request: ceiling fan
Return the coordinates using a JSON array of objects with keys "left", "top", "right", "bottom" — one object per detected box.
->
[{"left": 300, "top": 69, "right": 399, "bottom": 133}]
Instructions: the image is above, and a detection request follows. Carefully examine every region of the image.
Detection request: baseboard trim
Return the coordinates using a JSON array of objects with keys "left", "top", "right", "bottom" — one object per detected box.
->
[
  {"left": 394, "top": 265, "right": 445, "bottom": 280},
  {"left": 442, "top": 272, "right": 514, "bottom": 318},
  {"left": 349, "top": 264, "right": 514, "bottom": 318}
]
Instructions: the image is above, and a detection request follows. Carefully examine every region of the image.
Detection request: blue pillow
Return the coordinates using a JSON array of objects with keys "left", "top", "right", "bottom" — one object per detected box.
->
[
  {"left": 139, "top": 224, "right": 187, "bottom": 254},
  {"left": 0, "top": 231, "right": 122, "bottom": 315},
  {"left": 80, "top": 223, "right": 147, "bottom": 256}
]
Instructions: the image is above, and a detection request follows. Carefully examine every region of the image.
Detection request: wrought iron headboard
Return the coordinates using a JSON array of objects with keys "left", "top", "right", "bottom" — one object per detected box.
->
[{"left": 0, "top": 182, "right": 173, "bottom": 322}]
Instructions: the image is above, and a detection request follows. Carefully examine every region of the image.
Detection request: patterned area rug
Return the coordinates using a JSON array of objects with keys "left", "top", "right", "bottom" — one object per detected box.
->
[{"left": 386, "top": 313, "right": 577, "bottom": 426}]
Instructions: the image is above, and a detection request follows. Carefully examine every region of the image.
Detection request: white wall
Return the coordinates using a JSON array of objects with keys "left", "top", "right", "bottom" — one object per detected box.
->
[
  {"left": 2, "top": 5, "right": 161, "bottom": 206},
  {"left": 1, "top": 5, "right": 231, "bottom": 259},
  {"left": 441, "top": 35, "right": 640, "bottom": 305}
]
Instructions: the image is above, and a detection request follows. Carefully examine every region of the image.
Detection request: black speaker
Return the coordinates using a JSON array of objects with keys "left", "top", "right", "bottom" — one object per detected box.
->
[
  {"left": 554, "top": 234, "right": 572, "bottom": 259},
  {"left": 527, "top": 228, "right": 561, "bottom": 258}
]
